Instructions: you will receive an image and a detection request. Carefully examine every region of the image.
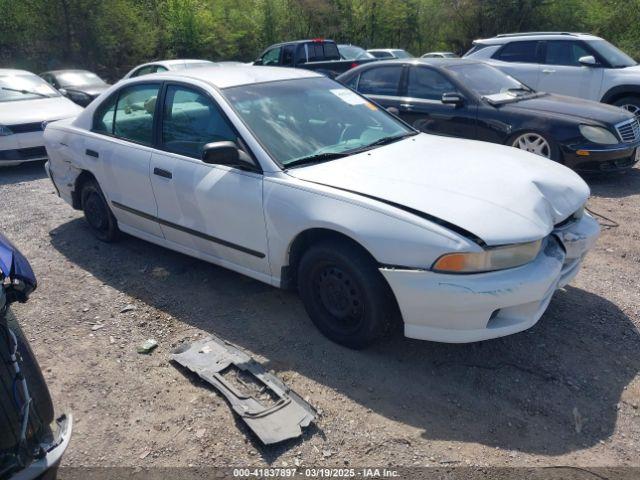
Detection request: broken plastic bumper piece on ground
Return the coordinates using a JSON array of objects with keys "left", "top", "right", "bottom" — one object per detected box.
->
[{"left": 171, "top": 335, "right": 316, "bottom": 445}]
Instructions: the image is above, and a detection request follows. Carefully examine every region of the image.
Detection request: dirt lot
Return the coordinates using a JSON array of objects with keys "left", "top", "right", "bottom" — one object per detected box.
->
[{"left": 1, "top": 162, "right": 639, "bottom": 469}]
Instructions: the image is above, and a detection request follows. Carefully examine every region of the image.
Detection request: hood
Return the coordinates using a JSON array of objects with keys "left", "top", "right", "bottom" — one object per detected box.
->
[
  {"left": 504, "top": 93, "right": 633, "bottom": 125},
  {"left": 288, "top": 134, "right": 589, "bottom": 246},
  {"left": 0, "top": 96, "right": 83, "bottom": 125},
  {"left": 65, "top": 84, "right": 110, "bottom": 97},
  {"left": 610, "top": 64, "right": 640, "bottom": 76}
]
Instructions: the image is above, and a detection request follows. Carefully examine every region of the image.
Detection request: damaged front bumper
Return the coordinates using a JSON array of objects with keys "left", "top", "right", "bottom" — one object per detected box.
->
[
  {"left": 11, "top": 414, "right": 72, "bottom": 480},
  {"left": 381, "top": 214, "right": 600, "bottom": 343}
]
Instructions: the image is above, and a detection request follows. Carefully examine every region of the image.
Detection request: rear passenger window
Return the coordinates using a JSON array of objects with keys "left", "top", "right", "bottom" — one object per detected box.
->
[
  {"left": 494, "top": 41, "right": 540, "bottom": 63},
  {"left": 93, "top": 94, "right": 117, "bottom": 134},
  {"left": 358, "top": 66, "right": 402, "bottom": 96},
  {"left": 408, "top": 67, "right": 457, "bottom": 101},
  {"left": 112, "top": 83, "right": 160, "bottom": 145},
  {"left": 161, "top": 85, "right": 237, "bottom": 159},
  {"left": 131, "top": 65, "right": 156, "bottom": 77}
]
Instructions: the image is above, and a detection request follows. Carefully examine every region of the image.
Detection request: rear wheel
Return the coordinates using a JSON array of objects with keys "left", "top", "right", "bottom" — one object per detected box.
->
[
  {"left": 80, "top": 179, "right": 119, "bottom": 242},
  {"left": 510, "top": 131, "right": 560, "bottom": 161},
  {"left": 297, "top": 240, "right": 396, "bottom": 349},
  {"left": 613, "top": 96, "right": 640, "bottom": 117}
]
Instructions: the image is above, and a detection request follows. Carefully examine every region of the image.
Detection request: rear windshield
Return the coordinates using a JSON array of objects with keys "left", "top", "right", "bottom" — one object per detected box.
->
[{"left": 307, "top": 42, "right": 341, "bottom": 62}]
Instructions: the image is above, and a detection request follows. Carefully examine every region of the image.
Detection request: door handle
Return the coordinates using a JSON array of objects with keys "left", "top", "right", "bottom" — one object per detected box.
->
[
  {"left": 85, "top": 149, "right": 99, "bottom": 158},
  {"left": 153, "top": 167, "right": 172, "bottom": 179},
  {"left": 400, "top": 103, "right": 412, "bottom": 108},
  {"left": 542, "top": 68, "right": 556, "bottom": 74}
]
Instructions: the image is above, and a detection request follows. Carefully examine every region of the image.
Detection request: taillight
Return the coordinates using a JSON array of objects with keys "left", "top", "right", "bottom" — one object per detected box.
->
[{"left": 350, "top": 62, "right": 358, "bottom": 69}]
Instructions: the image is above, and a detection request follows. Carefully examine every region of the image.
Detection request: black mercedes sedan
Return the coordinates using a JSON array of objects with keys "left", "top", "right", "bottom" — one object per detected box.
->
[
  {"left": 39, "top": 69, "right": 110, "bottom": 107},
  {"left": 337, "top": 59, "right": 640, "bottom": 172}
]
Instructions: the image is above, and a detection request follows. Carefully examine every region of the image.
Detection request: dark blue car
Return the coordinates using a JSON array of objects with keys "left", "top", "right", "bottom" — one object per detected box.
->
[{"left": 0, "top": 233, "right": 71, "bottom": 480}]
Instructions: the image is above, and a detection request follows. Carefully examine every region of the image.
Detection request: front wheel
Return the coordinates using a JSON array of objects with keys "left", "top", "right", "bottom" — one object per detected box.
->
[
  {"left": 613, "top": 96, "right": 640, "bottom": 117},
  {"left": 510, "top": 131, "right": 560, "bottom": 161},
  {"left": 80, "top": 179, "right": 119, "bottom": 242},
  {"left": 297, "top": 240, "right": 396, "bottom": 349}
]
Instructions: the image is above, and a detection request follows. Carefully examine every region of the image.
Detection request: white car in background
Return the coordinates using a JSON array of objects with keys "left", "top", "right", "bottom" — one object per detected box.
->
[
  {"left": 465, "top": 32, "right": 640, "bottom": 114},
  {"left": 0, "top": 69, "right": 82, "bottom": 167},
  {"left": 43, "top": 66, "right": 598, "bottom": 348},
  {"left": 122, "top": 59, "right": 219, "bottom": 79},
  {"left": 367, "top": 48, "right": 413, "bottom": 59}
]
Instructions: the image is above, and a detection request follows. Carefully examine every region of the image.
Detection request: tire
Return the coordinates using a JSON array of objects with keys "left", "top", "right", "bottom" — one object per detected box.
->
[
  {"left": 80, "top": 179, "right": 119, "bottom": 242},
  {"left": 297, "top": 240, "right": 396, "bottom": 349},
  {"left": 509, "top": 131, "right": 561, "bottom": 162},
  {"left": 612, "top": 96, "right": 640, "bottom": 117}
]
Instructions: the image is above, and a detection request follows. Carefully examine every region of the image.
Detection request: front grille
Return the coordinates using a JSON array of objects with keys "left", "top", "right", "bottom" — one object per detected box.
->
[
  {"left": 615, "top": 117, "right": 640, "bottom": 143},
  {"left": 7, "top": 122, "right": 46, "bottom": 134},
  {"left": 0, "top": 146, "right": 47, "bottom": 161},
  {"left": 17, "top": 146, "right": 47, "bottom": 158}
]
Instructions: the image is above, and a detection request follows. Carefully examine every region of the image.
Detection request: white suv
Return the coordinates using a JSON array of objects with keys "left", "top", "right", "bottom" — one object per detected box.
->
[{"left": 464, "top": 32, "right": 640, "bottom": 114}]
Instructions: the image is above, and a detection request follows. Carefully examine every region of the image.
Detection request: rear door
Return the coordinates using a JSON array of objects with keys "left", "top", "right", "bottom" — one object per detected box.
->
[
  {"left": 85, "top": 82, "right": 163, "bottom": 238},
  {"left": 399, "top": 65, "right": 477, "bottom": 139},
  {"left": 148, "top": 83, "right": 269, "bottom": 275},
  {"left": 536, "top": 40, "right": 604, "bottom": 100},
  {"left": 355, "top": 64, "right": 405, "bottom": 112},
  {"left": 490, "top": 40, "right": 542, "bottom": 89}
]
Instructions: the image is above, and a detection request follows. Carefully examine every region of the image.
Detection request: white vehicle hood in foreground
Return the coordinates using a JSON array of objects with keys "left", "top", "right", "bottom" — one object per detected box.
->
[
  {"left": 288, "top": 134, "right": 589, "bottom": 246},
  {"left": 0, "top": 97, "right": 82, "bottom": 125}
]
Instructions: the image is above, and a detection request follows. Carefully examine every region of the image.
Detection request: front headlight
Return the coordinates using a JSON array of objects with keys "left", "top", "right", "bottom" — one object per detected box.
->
[
  {"left": 0, "top": 124, "right": 13, "bottom": 136},
  {"left": 579, "top": 125, "right": 619, "bottom": 145},
  {"left": 432, "top": 239, "right": 543, "bottom": 273}
]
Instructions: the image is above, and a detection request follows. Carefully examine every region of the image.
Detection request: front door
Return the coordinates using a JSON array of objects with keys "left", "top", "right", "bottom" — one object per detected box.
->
[
  {"left": 149, "top": 83, "right": 269, "bottom": 276},
  {"left": 536, "top": 40, "right": 604, "bottom": 100},
  {"left": 399, "top": 65, "right": 477, "bottom": 139}
]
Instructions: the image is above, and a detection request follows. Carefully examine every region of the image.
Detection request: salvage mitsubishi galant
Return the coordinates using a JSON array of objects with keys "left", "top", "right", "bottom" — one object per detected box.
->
[{"left": 43, "top": 66, "right": 599, "bottom": 349}]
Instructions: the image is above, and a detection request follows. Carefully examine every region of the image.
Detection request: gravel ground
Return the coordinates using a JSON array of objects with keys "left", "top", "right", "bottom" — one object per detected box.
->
[{"left": 0, "top": 162, "right": 639, "bottom": 469}]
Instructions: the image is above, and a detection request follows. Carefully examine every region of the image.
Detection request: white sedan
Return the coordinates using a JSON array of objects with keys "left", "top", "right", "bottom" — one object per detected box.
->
[
  {"left": 43, "top": 66, "right": 599, "bottom": 348},
  {"left": 122, "top": 59, "right": 218, "bottom": 79},
  {"left": 1, "top": 69, "right": 82, "bottom": 167}
]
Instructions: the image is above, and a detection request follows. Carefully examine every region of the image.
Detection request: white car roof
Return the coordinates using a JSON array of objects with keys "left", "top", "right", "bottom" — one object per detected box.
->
[
  {"left": 145, "top": 65, "right": 322, "bottom": 89},
  {"left": 136, "top": 59, "right": 214, "bottom": 69},
  {"left": 0, "top": 69, "right": 35, "bottom": 76},
  {"left": 368, "top": 49, "right": 404, "bottom": 53},
  {"left": 474, "top": 32, "right": 602, "bottom": 45}
]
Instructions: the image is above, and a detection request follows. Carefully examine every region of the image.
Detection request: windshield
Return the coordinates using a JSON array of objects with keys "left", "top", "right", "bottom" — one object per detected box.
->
[
  {"left": 223, "top": 77, "right": 413, "bottom": 166},
  {"left": 56, "top": 71, "right": 106, "bottom": 87},
  {"left": 587, "top": 39, "right": 636, "bottom": 68},
  {"left": 338, "top": 45, "right": 375, "bottom": 60},
  {"left": 0, "top": 73, "right": 59, "bottom": 102},
  {"left": 446, "top": 63, "right": 531, "bottom": 97},
  {"left": 393, "top": 50, "right": 412, "bottom": 59}
]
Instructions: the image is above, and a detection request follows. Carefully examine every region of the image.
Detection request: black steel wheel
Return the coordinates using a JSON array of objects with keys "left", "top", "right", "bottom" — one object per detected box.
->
[
  {"left": 297, "top": 239, "right": 397, "bottom": 349},
  {"left": 80, "top": 179, "right": 119, "bottom": 242}
]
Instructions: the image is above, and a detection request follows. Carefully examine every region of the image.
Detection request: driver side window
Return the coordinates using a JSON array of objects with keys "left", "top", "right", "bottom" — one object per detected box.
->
[
  {"left": 262, "top": 47, "right": 282, "bottom": 66},
  {"left": 407, "top": 67, "right": 457, "bottom": 101},
  {"left": 161, "top": 85, "right": 237, "bottom": 159}
]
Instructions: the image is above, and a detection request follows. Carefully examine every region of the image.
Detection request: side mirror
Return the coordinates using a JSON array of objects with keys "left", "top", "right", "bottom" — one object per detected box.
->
[
  {"left": 442, "top": 92, "right": 464, "bottom": 106},
  {"left": 386, "top": 106, "right": 400, "bottom": 115},
  {"left": 579, "top": 55, "right": 598, "bottom": 67},
  {"left": 58, "top": 88, "right": 68, "bottom": 96},
  {"left": 253, "top": 58, "right": 263, "bottom": 66},
  {"left": 202, "top": 141, "right": 259, "bottom": 172}
]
